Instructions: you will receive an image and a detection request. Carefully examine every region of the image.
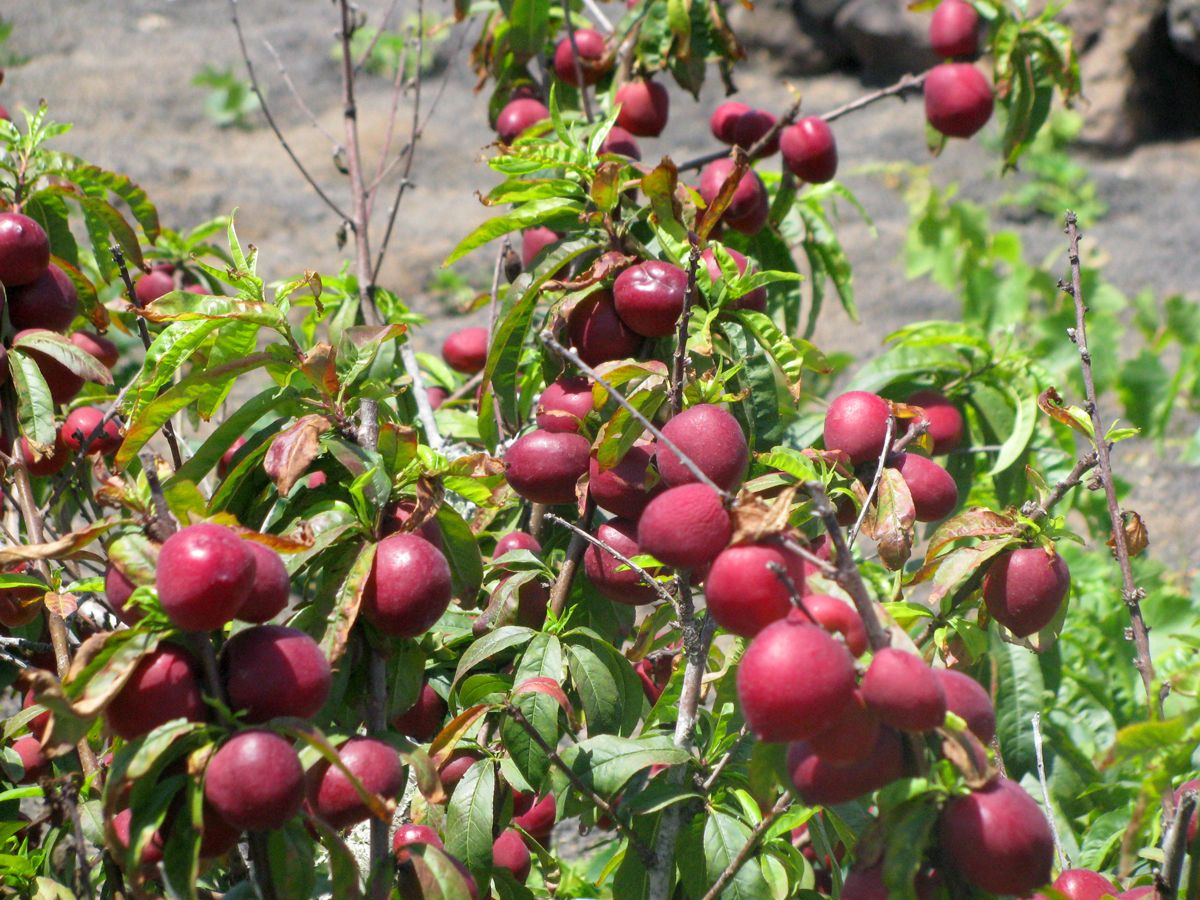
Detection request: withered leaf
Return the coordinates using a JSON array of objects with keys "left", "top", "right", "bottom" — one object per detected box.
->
[{"left": 263, "top": 415, "right": 332, "bottom": 496}]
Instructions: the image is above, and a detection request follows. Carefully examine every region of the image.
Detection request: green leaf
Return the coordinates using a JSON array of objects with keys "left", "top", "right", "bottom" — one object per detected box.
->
[
  {"left": 321, "top": 541, "right": 377, "bottom": 666},
  {"left": 139, "top": 291, "right": 285, "bottom": 331},
  {"left": 882, "top": 798, "right": 940, "bottom": 898},
  {"left": 453, "top": 626, "right": 536, "bottom": 689},
  {"left": 160, "top": 777, "right": 202, "bottom": 900},
  {"left": 116, "top": 351, "right": 271, "bottom": 467},
  {"left": 506, "top": 0, "right": 551, "bottom": 60},
  {"left": 701, "top": 809, "right": 772, "bottom": 900},
  {"left": 310, "top": 816, "right": 364, "bottom": 898},
  {"left": 169, "top": 385, "right": 297, "bottom": 486},
  {"left": 436, "top": 504, "right": 484, "bottom": 606},
  {"left": 565, "top": 637, "right": 645, "bottom": 737},
  {"left": 445, "top": 757, "right": 497, "bottom": 880},
  {"left": 991, "top": 628, "right": 1045, "bottom": 779},
  {"left": 444, "top": 198, "right": 582, "bottom": 266},
  {"left": 266, "top": 820, "right": 317, "bottom": 900},
  {"left": 721, "top": 319, "right": 783, "bottom": 448},
  {"left": 24, "top": 190, "right": 78, "bottom": 268},
  {"left": 554, "top": 734, "right": 689, "bottom": 796},
  {"left": 500, "top": 689, "right": 560, "bottom": 789},
  {"left": 7, "top": 347, "right": 57, "bottom": 452},
  {"left": 12, "top": 330, "right": 113, "bottom": 385},
  {"left": 514, "top": 632, "right": 564, "bottom": 683},
  {"left": 61, "top": 157, "right": 160, "bottom": 240},
  {"left": 126, "top": 319, "right": 223, "bottom": 419}
]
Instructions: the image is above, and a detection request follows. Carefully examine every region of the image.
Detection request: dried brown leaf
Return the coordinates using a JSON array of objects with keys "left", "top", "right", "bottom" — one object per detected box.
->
[{"left": 263, "top": 414, "right": 332, "bottom": 496}]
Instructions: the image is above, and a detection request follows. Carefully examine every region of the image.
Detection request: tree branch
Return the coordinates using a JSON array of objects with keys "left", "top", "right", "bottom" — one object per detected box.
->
[
  {"left": 547, "top": 497, "right": 595, "bottom": 617},
  {"left": 1062, "top": 212, "right": 1159, "bottom": 718},
  {"left": 1157, "top": 789, "right": 1196, "bottom": 899},
  {"left": 699, "top": 794, "right": 792, "bottom": 900},
  {"left": 670, "top": 237, "right": 701, "bottom": 416},
  {"left": 503, "top": 702, "right": 655, "bottom": 865}
]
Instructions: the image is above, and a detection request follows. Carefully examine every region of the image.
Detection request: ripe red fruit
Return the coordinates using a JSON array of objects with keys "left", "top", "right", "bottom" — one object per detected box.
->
[
  {"left": 930, "top": 0, "right": 981, "bottom": 58},
  {"left": 983, "top": 546, "right": 1071, "bottom": 637},
  {"left": 787, "top": 726, "right": 906, "bottom": 805},
  {"left": 111, "top": 807, "right": 165, "bottom": 871},
  {"left": 236, "top": 541, "right": 291, "bottom": 623},
  {"left": 584, "top": 518, "right": 661, "bottom": 605},
  {"left": 636, "top": 654, "right": 674, "bottom": 704},
  {"left": 380, "top": 499, "right": 444, "bottom": 549},
  {"left": 134, "top": 270, "right": 175, "bottom": 305},
  {"left": 699, "top": 158, "right": 767, "bottom": 224},
  {"left": 824, "top": 391, "right": 893, "bottom": 465},
  {"left": 701, "top": 246, "right": 766, "bottom": 312},
  {"left": 637, "top": 483, "right": 732, "bottom": 569},
  {"left": 0, "top": 213, "right": 50, "bottom": 286},
  {"left": 1037, "top": 869, "right": 1120, "bottom": 900},
  {"left": 890, "top": 451, "right": 958, "bottom": 522},
  {"left": 504, "top": 429, "right": 590, "bottom": 505},
  {"left": 105, "top": 645, "right": 206, "bottom": 740},
  {"left": 924, "top": 63, "right": 994, "bottom": 139},
  {"left": 205, "top": 730, "right": 305, "bottom": 832},
  {"left": 567, "top": 289, "right": 641, "bottom": 366},
  {"left": 104, "top": 563, "right": 142, "bottom": 625},
  {"left": 156, "top": 523, "right": 256, "bottom": 631},
  {"left": 19, "top": 433, "right": 70, "bottom": 478},
  {"left": 615, "top": 80, "right": 669, "bottom": 137},
  {"left": 496, "top": 531, "right": 541, "bottom": 557},
  {"left": 737, "top": 617, "right": 857, "bottom": 741},
  {"left": 497, "top": 99, "right": 550, "bottom": 143},
  {"left": 906, "top": 389, "right": 964, "bottom": 454},
  {"left": 493, "top": 829, "right": 532, "bottom": 882},
  {"left": 657, "top": 403, "right": 748, "bottom": 492},
  {"left": 7, "top": 265, "right": 78, "bottom": 332},
  {"left": 935, "top": 668, "right": 996, "bottom": 743},
  {"left": 69, "top": 331, "right": 120, "bottom": 369},
  {"left": 197, "top": 802, "right": 243, "bottom": 858},
  {"left": 307, "top": 737, "right": 405, "bottom": 829},
  {"left": 710, "top": 101, "right": 750, "bottom": 143},
  {"left": 705, "top": 542, "right": 806, "bottom": 637},
  {"left": 222, "top": 625, "right": 331, "bottom": 723},
  {"left": 15, "top": 329, "right": 85, "bottom": 405},
  {"left": 806, "top": 690, "right": 881, "bottom": 764},
  {"left": 218, "top": 436, "right": 248, "bottom": 479},
  {"left": 513, "top": 792, "right": 556, "bottom": 843},
  {"left": 802, "top": 593, "right": 868, "bottom": 657},
  {"left": 537, "top": 375, "right": 596, "bottom": 433},
  {"left": 427, "top": 385, "right": 448, "bottom": 410},
  {"left": 62, "top": 406, "right": 121, "bottom": 455},
  {"left": 725, "top": 190, "right": 769, "bottom": 235},
  {"left": 392, "top": 682, "right": 448, "bottom": 742},
  {"left": 598, "top": 126, "right": 641, "bottom": 160},
  {"left": 441, "top": 326, "right": 489, "bottom": 375},
  {"left": 612, "top": 260, "right": 688, "bottom": 337},
  {"left": 861, "top": 648, "right": 947, "bottom": 731},
  {"left": 589, "top": 443, "right": 658, "bottom": 520},
  {"left": 439, "top": 751, "right": 482, "bottom": 793},
  {"left": 521, "top": 226, "right": 559, "bottom": 269},
  {"left": 553, "top": 28, "right": 609, "bottom": 86},
  {"left": 939, "top": 777, "right": 1054, "bottom": 896},
  {"left": 11, "top": 736, "right": 48, "bottom": 783},
  {"left": 393, "top": 823, "right": 444, "bottom": 864},
  {"left": 732, "top": 109, "right": 779, "bottom": 158},
  {"left": 781, "top": 117, "right": 838, "bottom": 183},
  {"left": 362, "top": 533, "right": 454, "bottom": 637}
]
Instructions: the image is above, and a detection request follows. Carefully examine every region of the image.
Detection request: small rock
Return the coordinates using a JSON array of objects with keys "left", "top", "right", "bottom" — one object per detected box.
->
[
  {"left": 832, "top": 0, "right": 940, "bottom": 82},
  {"left": 730, "top": 0, "right": 851, "bottom": 76}
]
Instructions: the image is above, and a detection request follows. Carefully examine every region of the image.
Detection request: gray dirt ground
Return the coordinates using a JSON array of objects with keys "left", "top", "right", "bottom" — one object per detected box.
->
[{"left": 5, "top": 0, "right": 1199, "bottom": 570}]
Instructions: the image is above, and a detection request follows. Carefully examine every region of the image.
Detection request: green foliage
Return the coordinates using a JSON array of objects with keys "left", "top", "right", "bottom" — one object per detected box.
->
[{"left": 192, "top": 65, "right": 262, "bottom": 129}]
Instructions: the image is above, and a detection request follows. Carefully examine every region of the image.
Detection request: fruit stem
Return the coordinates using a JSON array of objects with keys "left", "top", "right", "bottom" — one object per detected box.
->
[
  {"left": 504, "top": 702, "right": 655, "bottom": 865},
  {"left": 1062, "top": 212, "right": 1159, "bottom": 720},
  {"left": 547, "top": 497, "right": 596, "bottom": 617},
  {"left": 544, "top": 511, "right": 675, "bottom": 605},
  {"left": 669, "top": 237, "right": 701, "bottom": 416},
  {"left": 539, "top": 331, "right": 733, "bottom": 501},
  {"left": 804, "top": 480, "right": 891, "bottom": 652},
  {"left": 766, "top": 561, "right": 817, "bottom": 623}
]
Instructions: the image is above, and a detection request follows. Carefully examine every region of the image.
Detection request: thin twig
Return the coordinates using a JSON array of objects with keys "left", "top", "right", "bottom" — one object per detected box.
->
[
  {"left": 1020, "top": 451, "right": 1099, "bottom": 519},
  {"left": 262, "top": 39, "right": 342, "bottom": 148},
  {"left": 544, "top": 511, "right": 675, "bottom": 605},
  {"left": 890, "top": 417, "right": 928, "bottom": 454},
  {"left": 848, "top": 415, "right": 895, "bottom": 548},
  {"left": 353, "top": 0, "right": 403, "bottom": 76},
  {"left": 548, "top": 497, "right": 595, "bottom": 617},
  {"left": 670, "top": 237, "right": 701, "bottom": 415},
  {"left": 1158, "top": 789, "right": 1197, "bottom": 898},
  {"left": 504, "top": 702, "right": 655, "bottom": 865},
  {"left": 700, "top": 725, "right": 750, "bottom": 792},
  {"left": 540, "top": 331, "right": 731, "bottom": 501},
  {"left": 804, "top": 481, "right": 890, "bottom": 651},
  {"left": 228, "top": 0, "right": 352, "bottom": 223},
  {"left": 1062, "top": 212, "right": 1158, "bottom": 718},
  {"left": 779, "top": 533, "right": 837, "bottom": 576},
  {"left": 561, "top": 0, "right": 594, "bottom": 124},
  {"left": 767, "top": 562, "right": 816, "bottom": 623},
  {"left": 112, "top": 247, "right": 184, "bottom": 471},
  {"left": 700, "top": 794, "right": 792, "bottom": 900},
  {"left": 1031, "top": 713, "right": 1069, "bottom": 870},
  {"left": 676, "top": 69, "right": 930, "bottom": 172}
]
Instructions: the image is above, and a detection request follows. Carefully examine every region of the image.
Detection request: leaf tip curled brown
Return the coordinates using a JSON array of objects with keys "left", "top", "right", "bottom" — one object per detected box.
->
[{"left": 263, "top": 415, "right": 332, "bottom": 496}]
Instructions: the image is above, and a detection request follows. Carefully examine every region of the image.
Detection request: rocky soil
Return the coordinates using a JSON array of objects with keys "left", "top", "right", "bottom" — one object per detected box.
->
[{"left": 5, "top": 0, "right": 1199, "bottom": 571}]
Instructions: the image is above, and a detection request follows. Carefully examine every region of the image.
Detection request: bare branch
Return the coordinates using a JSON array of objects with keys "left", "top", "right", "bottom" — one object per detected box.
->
[
  {"left": 548, "top": 498, "right": 596, "bottom": 617},
  {"left": 670, "top": 236, "right": 701, "bottom": 416},
  {"left": 262, "top": 39, "right": 342, "bottom": 149},
  {"left": 1062, "top": 212, "right": 1159, "bottom": 718},
  {"left": 228, "top": 0, "right": 353, "bottom": 224},
  {"left": 1157, "top": 788, "right": 1197, "bottom": 899},
  {"left": 544, "top": 511, "right": 675, "bottom": 605}
]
